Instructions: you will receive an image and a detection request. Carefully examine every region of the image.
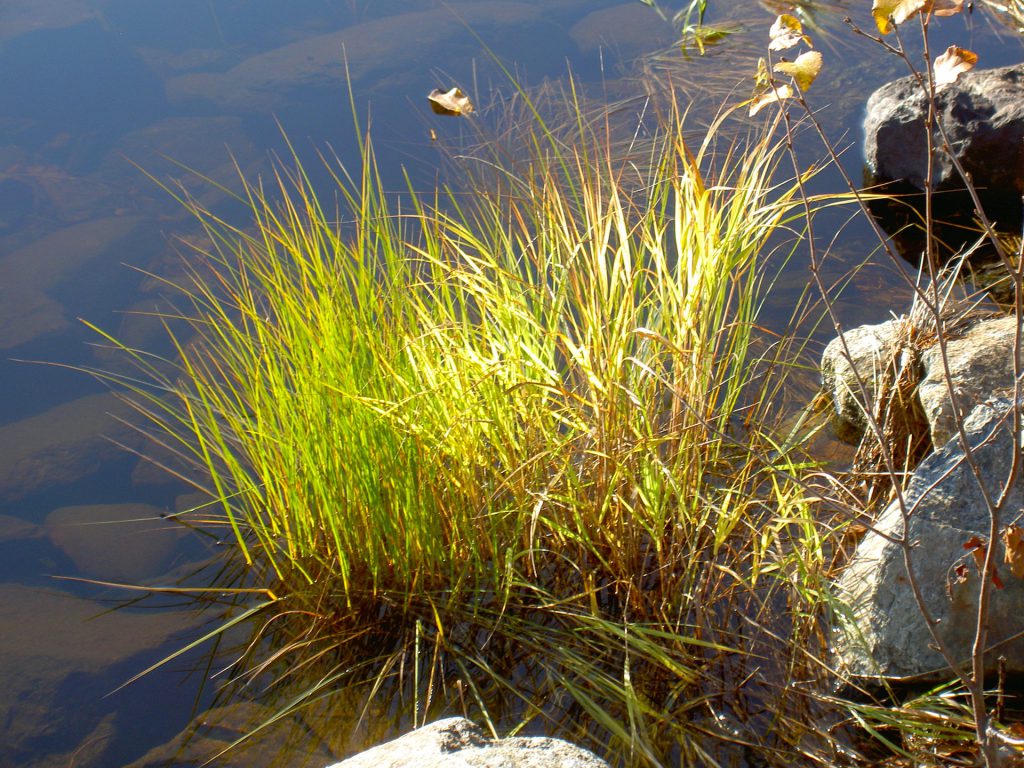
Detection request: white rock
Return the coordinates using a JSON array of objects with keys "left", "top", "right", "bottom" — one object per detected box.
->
[
  {"left": 821, "top": 314, "right": 1020, "bottom": 449},
  {"left": 327, "top": 717, "right": 610, "bottom": 768}
]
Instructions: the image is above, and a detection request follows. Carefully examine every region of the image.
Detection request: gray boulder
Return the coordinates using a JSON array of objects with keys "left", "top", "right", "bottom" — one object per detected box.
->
[
  {"left": 864, "top": 63, "right": 1024, "bottom": 197},
  {"left": 833, "top": 397, "right": 1024, "bottom": 679},
  {"left": 918, "top": 314, "right": 1020, "bottom": 447},
  {"left": 327, "top": 718, "right": 610, "bottom": 768},
  {"left": 820, "top": 319, "right": 902, "bottom": 444},
  {"left": 821, "top": 314, "right": 1019, "bottom": 449}
]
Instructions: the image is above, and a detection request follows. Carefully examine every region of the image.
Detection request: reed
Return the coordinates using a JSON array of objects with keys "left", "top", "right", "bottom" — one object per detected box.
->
[{"left": 91, "top": 95, "right": 844, "bottom": 764}]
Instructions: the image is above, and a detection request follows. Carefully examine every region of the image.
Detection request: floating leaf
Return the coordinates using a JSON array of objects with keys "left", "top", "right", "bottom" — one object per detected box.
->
[
  {"left": 933, "top": 44, "right": 978, "bottom": 87},
  {"left": 1004, "top": 524, "right": 1024, "bottom": 579},
  {"left": 769, "top": 14, "right": 811, "bottom": 51},
  {"left": 427, "top": 87, "right": 474, "bottom": 117},
  {"left": 749, "top": 84, "right": 794, "bottom": 116},
  {"left": 964, "top": 535, "right": 1005, "bottom": 589},
  {"left": 774, "top": 50, "right": 823, "bottom": 92}
]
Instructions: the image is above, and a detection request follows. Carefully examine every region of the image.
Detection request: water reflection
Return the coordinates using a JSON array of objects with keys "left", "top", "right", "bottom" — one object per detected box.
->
[{"left": 1, "top": 0, "right": 1022, "bottom": 765}]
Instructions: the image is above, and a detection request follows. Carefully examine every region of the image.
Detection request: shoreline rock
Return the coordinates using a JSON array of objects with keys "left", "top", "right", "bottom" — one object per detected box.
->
[
  {"left": 326, "top": 717, "right": 610, "bottom": 768},
  {"left": 821, "top": 313, "right": 1018, "bottom": 451},
  {"left": 833, "top": 397, "right": 1024, "bottom": 680},
  {"left": 864, "top": 63, "right": 1024, "bottom": 202}
]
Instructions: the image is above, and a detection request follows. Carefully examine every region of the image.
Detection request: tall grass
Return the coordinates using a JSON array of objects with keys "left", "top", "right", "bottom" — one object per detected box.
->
[{"left": 94, "top": 99, "right": 845, "bottom": 765}]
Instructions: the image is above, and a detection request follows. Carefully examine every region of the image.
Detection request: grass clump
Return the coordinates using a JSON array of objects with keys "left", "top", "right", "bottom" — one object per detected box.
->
[{"left": 98, "top": 100, "right": 845, "bottom": 766}]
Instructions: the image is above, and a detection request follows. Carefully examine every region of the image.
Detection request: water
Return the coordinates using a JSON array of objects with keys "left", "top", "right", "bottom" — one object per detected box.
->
[{"left": 0, "top": 2, "right": 1021, "bottom": 766}]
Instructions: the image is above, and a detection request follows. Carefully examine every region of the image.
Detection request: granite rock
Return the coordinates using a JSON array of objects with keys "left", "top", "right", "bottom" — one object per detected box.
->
[{"left": 327, "top": 717, "right": 610, "bottom": 768}]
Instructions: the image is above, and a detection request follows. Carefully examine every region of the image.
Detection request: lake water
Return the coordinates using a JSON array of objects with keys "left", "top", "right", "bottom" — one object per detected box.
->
[{"left": 1, "top": 2, "right": 1021, "bottom": 766}]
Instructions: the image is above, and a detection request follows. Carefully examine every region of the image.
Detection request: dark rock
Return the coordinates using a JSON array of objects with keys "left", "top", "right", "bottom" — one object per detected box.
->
[{"left": 864, "top": 63, "right": 1024, "bottom": 207}]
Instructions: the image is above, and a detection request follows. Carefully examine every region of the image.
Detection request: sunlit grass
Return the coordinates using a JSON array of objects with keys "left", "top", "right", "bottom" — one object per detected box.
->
[{"left": 88, "top": 94, "right": 853, "bottom": 765}]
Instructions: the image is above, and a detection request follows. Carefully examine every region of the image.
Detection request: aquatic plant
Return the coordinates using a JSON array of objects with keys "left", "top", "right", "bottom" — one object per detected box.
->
[{"left": 85, "top": 83, "right": 856, "bottom": 765}]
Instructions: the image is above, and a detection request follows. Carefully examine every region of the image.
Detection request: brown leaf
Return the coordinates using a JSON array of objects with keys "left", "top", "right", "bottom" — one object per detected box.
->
[
  {"left": 965, "top": 535, "right": 1005, "bottom": 589},
  {"left": 933, "top": 45, "right": 978, "bottom": 87},
  {"left": 769, "top": 14, "right": 811, "bottom": 51},
  {"left": 427, "top": 87, "right": 474, "bottom": 117},
  {"left": 954, "top": 562, "right": 970, "bottom": 584},
  {"left": 932, "top": 0, "right": 966, "bottom": 16},
  {"left": 1004, "top": 524, "right": 1024, "bottom": 579}
]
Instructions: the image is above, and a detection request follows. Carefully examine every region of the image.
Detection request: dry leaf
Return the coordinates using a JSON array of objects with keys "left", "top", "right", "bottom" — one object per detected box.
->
[
  {"left": 1004, "top": 524, "right": 1024, "bottom": 579},
  {"left": 872, "top": 0, "right": 928, "bottom": 33},
  {"left": 872, "top": 0, "right": 965, "bottom": 33},
  {"left": 769, "top": 14, "right": 811, "bottom": 51},
  {"left": 954, "top": 562, "right": 970, "bottom": 584},
  {"left": 965, "top": 535, "right": 1006, "bottom": 589},
  {"left": 774, "top": 50, "right": 823, "bottom": 92},
  {"left": 749, "top": 84, "right": 794, "bottom": 116},
  {"left": 932, "top": 0, "right": 966, "bottom": 16},
  {"left": 754, "top": 57, "right": 772, "bottom": 89},
  {"left": 933, "top": 45, "right": 978, "bottom": 87},
  {"left": 428, "top": 87, "right": 474, "bottom": 117}
]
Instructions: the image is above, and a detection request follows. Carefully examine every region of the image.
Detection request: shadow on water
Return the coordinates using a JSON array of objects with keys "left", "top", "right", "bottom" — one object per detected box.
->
[{"left": 865, "top": 177, "right": 1024, "bottom": 306}]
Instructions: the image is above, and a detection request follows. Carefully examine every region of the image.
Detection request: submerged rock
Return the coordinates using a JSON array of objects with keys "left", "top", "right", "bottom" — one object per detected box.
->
[
  {"left": 123, "top": 701, "right": 338, "bottom": 768},
  {"left": 864, "top": 63, "right": 1024, "bottom": 203},
  {"left": 327, "top": 717, "right": 610, "bottom": 768},
  {"left": 833, "top": 398, "right": 1024, "bottom": 679},
  {"left": 0, "top": 0, "right": 97, "bottom": 44},
  {"left": 0, "top": 392, "right": 143, "bottom": 503},
  {"left": 0, "top": 216, "right": 145, "bottom": 349},
  {"left": 44, "top": 502, "right": 187, "bottom": 582},
  {"left": 0, "top": 215, "right": 144, "bottom": 291},
  {"left": 570, "top": 3, "right": 675, "bottom": 54},
  {"left": 0, "top": 283, "right": 67, "bottom": 349},
  {"left": 167, "top": 3, "right": 542, "bottom": 110},
  {"left": 0, "top": 583, "right": 197, "bottom": 765}
]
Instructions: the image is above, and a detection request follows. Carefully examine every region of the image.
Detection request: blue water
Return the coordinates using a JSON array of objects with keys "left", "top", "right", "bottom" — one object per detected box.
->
[{"left": 0, "top": 1, "right": 1020, "bottom": 765}]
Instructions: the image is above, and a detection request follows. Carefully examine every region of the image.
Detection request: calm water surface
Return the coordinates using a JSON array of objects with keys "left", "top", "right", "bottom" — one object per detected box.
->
[{"left": 0, "top": 2, "right": 1021, "bottom": 766}]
